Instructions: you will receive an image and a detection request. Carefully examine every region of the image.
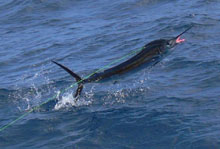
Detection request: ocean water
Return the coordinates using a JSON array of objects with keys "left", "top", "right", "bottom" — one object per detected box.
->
[{"left": 1, "top": 0, "right": 220, "bottom": 148}]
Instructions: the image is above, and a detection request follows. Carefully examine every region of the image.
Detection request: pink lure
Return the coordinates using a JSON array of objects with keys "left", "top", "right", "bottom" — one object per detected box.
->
[{"left": 176, "top": 37, "right": 185, "bottom": 43}]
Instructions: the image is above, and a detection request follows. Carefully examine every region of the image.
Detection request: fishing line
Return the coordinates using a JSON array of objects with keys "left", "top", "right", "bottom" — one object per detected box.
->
[{"left": 0, "top": 47, "right": 143, "bottom": 132}]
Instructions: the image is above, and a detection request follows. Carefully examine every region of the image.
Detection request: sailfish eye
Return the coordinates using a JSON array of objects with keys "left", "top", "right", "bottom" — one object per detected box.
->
[{"left": 166, "top": 42, "right": 170, "bottom": 47}]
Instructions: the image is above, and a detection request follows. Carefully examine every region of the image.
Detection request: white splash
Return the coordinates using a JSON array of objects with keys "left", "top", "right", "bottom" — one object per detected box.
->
[
  {"left": 54, "top": 92, "right": 76, "bottom": 110},
  {"left": 11, "top": 66, "right": 54, "bottom": 111},
  {"left": 54, "top": 92, "right": 92, "bottom": 110}
]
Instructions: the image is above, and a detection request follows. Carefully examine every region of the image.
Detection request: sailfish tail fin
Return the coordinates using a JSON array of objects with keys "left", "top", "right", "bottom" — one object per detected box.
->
[{"left": 52, "top": 61, "right": 83, "bottom": 100}]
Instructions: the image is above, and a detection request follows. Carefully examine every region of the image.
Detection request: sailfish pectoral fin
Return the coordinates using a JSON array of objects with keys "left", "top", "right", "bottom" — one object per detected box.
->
[{"left": 52, "top": 61, "right": 84, "bottom": 100}]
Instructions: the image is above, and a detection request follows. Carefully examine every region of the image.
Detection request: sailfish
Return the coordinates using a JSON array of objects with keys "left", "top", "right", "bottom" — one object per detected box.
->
[{"left": 52, "top": 26, "right": 192, "bottom": 101}]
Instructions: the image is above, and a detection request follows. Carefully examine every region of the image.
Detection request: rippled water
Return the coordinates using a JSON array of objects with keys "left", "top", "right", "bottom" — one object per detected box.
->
[{"left": 1, "top": 0, "right": 220, "bottom": 148}]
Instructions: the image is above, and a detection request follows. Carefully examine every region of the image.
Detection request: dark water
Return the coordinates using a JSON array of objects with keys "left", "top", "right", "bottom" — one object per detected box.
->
[{"left": 1, "top": 0, "right": 220, "bottom": 148}]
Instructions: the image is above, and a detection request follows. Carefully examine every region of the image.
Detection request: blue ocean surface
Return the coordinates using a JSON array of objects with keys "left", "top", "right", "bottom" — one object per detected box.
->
[{"left": 0, "top": 0, "right": 220, "bottom": 148}]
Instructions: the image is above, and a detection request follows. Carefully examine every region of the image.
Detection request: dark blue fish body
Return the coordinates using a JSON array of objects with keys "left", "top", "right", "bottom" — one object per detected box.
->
[{"left": 83, "top": 39, "right": 168, "bottom": 83}]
